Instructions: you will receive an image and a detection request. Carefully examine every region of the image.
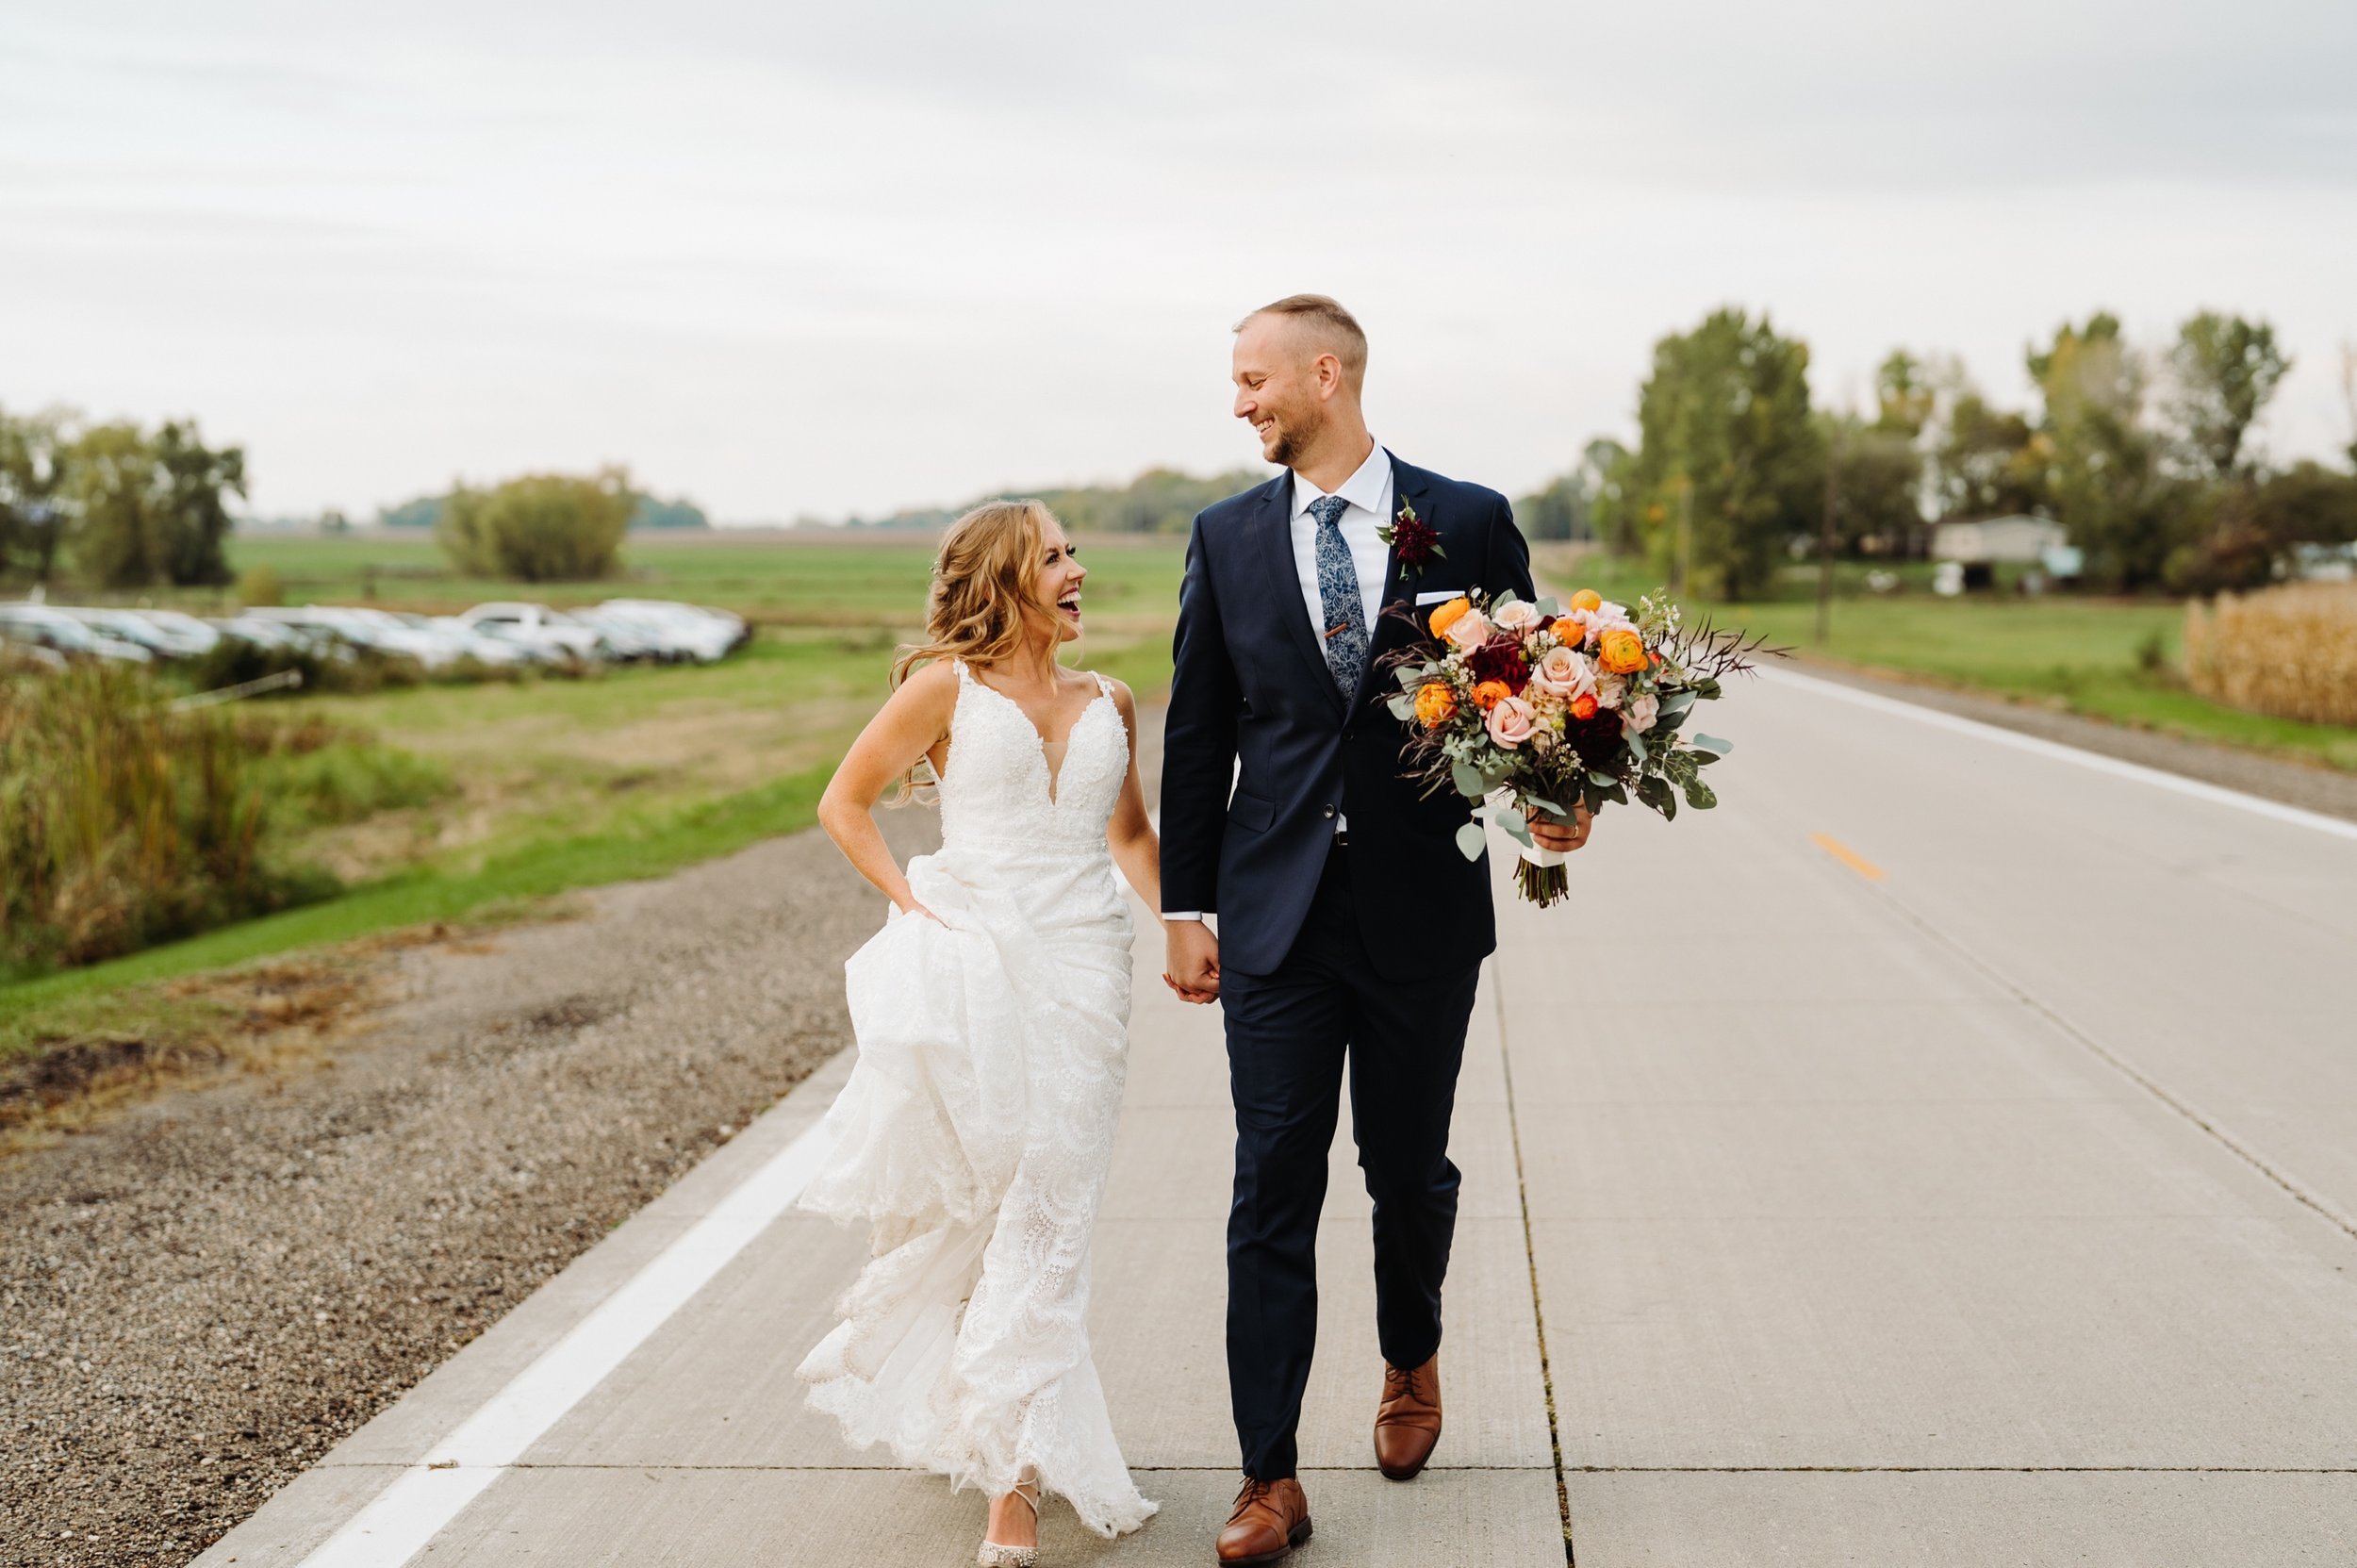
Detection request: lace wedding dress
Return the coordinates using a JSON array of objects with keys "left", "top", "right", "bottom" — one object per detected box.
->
[{"left": 797, "top": 661, "right": 1157, "bottom": 1539}]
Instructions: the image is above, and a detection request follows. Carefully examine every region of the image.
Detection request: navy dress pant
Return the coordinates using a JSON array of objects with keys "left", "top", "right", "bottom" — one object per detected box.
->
[{"left": 1220, "top": 840, "right": 1482, "bottom": 1481}]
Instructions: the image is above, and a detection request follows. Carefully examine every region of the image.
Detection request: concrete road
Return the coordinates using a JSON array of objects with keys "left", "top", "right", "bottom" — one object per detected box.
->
[{"left": 199, "top": 670, "right": 2357, "bottom": 1566}]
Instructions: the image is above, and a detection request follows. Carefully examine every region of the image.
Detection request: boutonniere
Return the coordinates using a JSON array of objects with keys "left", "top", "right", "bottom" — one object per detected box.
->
[{"left": 1377, "top": 498, "right": 1444, "bottom": 576}]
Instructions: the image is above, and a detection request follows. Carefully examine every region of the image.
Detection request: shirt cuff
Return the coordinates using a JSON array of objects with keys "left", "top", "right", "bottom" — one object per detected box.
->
[{"left": 1162, "top": 911, "right": 1205, "bottom": 922}]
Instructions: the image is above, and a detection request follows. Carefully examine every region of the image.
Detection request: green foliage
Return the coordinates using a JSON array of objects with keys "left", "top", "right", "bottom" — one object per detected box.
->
[
  {"left": 629, "top": 493, "right": 711, "bottom": 530},
  {"left": 1626, "top": 307, "right": 1821, "bottom": 599},
  {"left": 0, "top": 404, "right": 72, "bottom": 584},
  {"left": 0, "top": 665, "right": 335, "bottom": 973},
  {"left": 2025, "top": 313, "right": 2178, "bottom": 591},
  {"left": 438, "top": 468, "right": 634, "bottom": 582},
  {"left": 1030, "top": 467, "right": 1267, "bottom": 535},
  {"left": 2167, "top": 312, "right": 2290, "bottom": 481},
  {"left": 1930, "top": 390, "right": 2046, "bottom": 521},
  {"left": 53, "top": 417, "right": 245, "bottom": 590},
  {"left": 376, "top": 495, "right": 443, "bottom": 529}
]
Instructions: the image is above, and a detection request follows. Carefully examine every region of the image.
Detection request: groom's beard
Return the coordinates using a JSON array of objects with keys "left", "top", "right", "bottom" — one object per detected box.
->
[{"left": 1265, "top": 408, "right": 1322, "bottom": 470}]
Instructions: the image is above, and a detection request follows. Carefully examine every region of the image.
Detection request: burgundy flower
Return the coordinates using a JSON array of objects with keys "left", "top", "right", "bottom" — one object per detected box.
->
[
  {"left": 1466, "top": 634, "right": 1529, "bottom": 694},
  {"left": 1378, "top": 499, "right": 1445, "bottom": 574}
]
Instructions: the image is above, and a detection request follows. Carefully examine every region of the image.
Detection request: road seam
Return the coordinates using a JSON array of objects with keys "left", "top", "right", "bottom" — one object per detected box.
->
[
  {"left": 1492, "top": 955, "right": 1578, "bottom": 1565},
  {"left": 1847, "top": 870, "right": 2357, "bottom": 1246}
]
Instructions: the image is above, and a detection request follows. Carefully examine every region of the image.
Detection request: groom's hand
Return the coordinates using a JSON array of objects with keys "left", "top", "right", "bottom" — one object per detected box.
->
[
  {"left": 1529, "top": 800, "right": 1594, "bottom": 854},
  {"left": 1162, "top": 920, "right": 1221, "bottom": 1004}
]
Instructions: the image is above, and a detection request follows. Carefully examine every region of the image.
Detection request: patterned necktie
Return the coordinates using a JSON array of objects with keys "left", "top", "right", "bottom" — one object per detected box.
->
[{"left": 1308, "top": 493, "right": 1367, "bottom": 697}]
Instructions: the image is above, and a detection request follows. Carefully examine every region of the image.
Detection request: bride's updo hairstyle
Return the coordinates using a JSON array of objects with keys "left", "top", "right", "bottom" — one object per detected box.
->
[{"left": 884, "top": 499, "right": 1063, "bottom": 801}]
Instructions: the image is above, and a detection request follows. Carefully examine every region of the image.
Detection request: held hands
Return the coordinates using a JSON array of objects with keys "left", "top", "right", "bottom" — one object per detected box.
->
[
  {"left": 1527, "top": 799, "right": 1595, "bottom": 855},
  {"left": 1162, "top": 920, "right": 1220, "bottom": 1004}
]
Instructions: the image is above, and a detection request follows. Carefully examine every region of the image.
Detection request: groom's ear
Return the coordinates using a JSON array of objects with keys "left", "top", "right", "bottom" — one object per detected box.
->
[{"left": 1312, "top": 353, "right": 1345, "bottom": 400}]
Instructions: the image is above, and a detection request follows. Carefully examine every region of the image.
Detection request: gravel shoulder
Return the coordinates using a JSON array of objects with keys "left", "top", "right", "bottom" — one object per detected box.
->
[
  {"left": 1788, "top": 656, "right": 2357, "bottom": 824},
  {"left": 0, "top": 802, "right": 937, "bottom": 1568}
]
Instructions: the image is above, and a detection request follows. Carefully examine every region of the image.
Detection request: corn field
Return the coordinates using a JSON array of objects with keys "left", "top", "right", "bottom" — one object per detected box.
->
[
  {"left": 2184, "top": 583, "right": 2357, "bottom": 728},
  {"left": 0, "top": 665, "right": 310, "bottom": 972}
]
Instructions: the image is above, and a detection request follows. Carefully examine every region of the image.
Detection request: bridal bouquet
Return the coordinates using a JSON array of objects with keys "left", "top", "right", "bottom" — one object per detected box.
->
[{"left": 1380, "top": 584, "right": 1778, "bottom": 906}]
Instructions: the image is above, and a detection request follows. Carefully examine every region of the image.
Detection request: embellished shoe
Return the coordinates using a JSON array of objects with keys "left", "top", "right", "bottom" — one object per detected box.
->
[{"left": 978, "top": 1479, "right": 1040, "bottom": 1567}]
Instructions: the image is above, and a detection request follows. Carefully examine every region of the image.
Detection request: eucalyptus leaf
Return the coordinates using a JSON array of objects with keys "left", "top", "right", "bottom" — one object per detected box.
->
[
  {"left": 1454, "top": 819, "right": 1487, "bottom": 861},
  {"left": 1451, "top": 760, "right": 1486, "bottom": 800},
  {"left": 1587, "top": 768, "right": 1620, "bottom": 788},
  {"left": 1524, "top": 795, "right": 1566, "bottom": 818},
  {"left": 1681, "top": 776, "right": 1718, "bottom": 810},
  {"left": 1657, "top": 689, "right": 1698, "bottom": 717},
  {"left": 1690, "top": 733, "right": 1733, "bottom": 757},
  {"left": 1607, "top": 781, "right": 1630, "bottom": 805},
  {"left": 1626, "top": 730, "right": 1649, "bottom": 766},
  {"left": 1387, "top": 696, "right": 1415, "bottom": 720},
  {"left": 1494, "top": 804, "right": 1527, "bottom": 835}
]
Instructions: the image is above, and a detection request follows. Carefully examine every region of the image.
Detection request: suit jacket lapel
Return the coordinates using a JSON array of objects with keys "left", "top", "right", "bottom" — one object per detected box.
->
[
  {"left": 1254, "top": 471, "right": 1346, "bottom": 717},
  {"left": 1347, "top": 455, "right": 1424, "bottom": 716}
]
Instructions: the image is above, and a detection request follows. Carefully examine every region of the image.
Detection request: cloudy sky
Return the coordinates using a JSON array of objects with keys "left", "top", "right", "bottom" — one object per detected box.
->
[{"left": 5, "top": 1, "right": 2353, "bottom": 522}]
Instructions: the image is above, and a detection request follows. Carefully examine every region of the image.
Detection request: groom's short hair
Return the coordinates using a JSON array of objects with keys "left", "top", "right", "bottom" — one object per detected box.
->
[{"left": 1238, "top": 294, "right": 1367, "bottom": 387}]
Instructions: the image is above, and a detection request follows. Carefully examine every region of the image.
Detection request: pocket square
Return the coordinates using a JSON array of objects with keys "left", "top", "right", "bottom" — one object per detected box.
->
[{"left": 1413, "top": 588, "right": 1466, "bottom": 606}]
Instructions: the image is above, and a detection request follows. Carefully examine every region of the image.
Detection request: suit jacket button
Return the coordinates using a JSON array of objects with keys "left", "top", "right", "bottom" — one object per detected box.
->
[{"left": 1322, "top": 804, "right": 1336, "bottom": 819}]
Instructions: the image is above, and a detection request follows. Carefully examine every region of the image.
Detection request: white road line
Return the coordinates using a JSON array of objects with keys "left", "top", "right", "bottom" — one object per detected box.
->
[
  {"left": 1772, "top": 667, "right": 2357, "bottom": 844},
  {"left": 295, "top": 1117, "right": 837, "bottom": 1568}
]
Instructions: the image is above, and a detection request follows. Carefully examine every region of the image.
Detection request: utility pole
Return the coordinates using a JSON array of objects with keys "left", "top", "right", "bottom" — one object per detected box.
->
[{"left": 1816, "top": 420, "right": 1843, "bottom": 646}]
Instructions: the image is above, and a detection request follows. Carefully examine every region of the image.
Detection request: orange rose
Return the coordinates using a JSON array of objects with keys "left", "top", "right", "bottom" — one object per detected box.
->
[
  {"left": 1427, "top": 596, "right": 1473, "bottom": 639},
  {"left": 1413, "top": 682, "right": 1458, "bottom": 729},
  {"left": 1473, "top": 679, "right": 1511, "bottom": 711},
  {"left": 1597, "top": 626, "right": 1648, "bottom": 675},
  {"left": 1548, "top": 616, "right": 1584, "bottom": 643},
  {"left": 1570, "top": 692, "right": 1599, "bottom": 720},
  {"left": 1569, "top": 588, "right": 1603, "bottom": 614}
]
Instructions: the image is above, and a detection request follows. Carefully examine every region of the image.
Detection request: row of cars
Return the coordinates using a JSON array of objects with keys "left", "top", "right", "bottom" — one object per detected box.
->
[{"left": 0, "top": 598, "right": 750, "bottom": 673}]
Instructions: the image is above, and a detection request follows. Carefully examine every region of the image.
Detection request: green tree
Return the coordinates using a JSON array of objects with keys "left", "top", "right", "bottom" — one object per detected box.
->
[
  {"left": 1816, "top": 414, "right": 1927, "bottom": 555},
  {"left": 1626, "top": 308, "right": 1820, "bottom": 599},
  {"left": 1873, "top": 350, "right": 1937, "bottom": 438},
  {"left": 0, "top": 405, "right": 74, "bottom": 584},
  {"left": 1929, "top": 389, "right": 2046, "bottom": 521},
  {"left": 59, "top": 420, "right": 245, "bottom": 590},
  {"left": 2167, "top": 311, "right": 2289, "bottom": 481},
  {"left": 1578, "top": 437, "right": 1638, "bottom": 554},
  {"left": 438, "top": 468, "right": 635, "bottom": 582},
  {"left": 2026, "top": 313, "right": 2180, "bottom": 590}
]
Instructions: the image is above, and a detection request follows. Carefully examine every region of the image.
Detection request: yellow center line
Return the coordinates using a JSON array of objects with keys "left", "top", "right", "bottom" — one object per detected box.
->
[{"left": 1810, "top": 832, "right": 1886, "bottom": 882}]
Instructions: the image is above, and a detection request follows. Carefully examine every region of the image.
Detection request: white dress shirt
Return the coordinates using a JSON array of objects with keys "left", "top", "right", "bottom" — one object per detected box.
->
[{"left": 1164, "top": 440, "right": 1392, "bottom": 923}]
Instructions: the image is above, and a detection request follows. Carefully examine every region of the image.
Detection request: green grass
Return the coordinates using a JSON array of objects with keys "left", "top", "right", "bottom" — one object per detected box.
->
[
  {"left": 2, "top": 535, "right": 1188, "bottom": 1041},
  {"left": 1540, "top": 549, "right": 2357, "bottom": 771}
]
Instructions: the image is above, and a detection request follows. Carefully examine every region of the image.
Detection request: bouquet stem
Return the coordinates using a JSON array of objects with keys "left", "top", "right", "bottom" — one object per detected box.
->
[{"left": 1515, "top": 843, "right": 1571, "bottom": 907}]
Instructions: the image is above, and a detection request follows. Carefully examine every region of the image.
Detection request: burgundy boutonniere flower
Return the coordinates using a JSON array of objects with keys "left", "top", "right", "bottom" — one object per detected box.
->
[{"left": 1377, "top": 498, "right": 1444, "bottom": 575}]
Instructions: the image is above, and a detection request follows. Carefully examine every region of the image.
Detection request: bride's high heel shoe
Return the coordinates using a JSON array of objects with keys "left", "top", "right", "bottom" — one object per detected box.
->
[{"left": 977, "top": 1479, "right": 1040, "bottom": 1567}]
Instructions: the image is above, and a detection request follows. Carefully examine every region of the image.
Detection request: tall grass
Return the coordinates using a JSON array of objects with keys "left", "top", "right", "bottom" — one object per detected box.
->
[
  {"left": 0, "top": 667, "right": 337, "bottom": 974},
  {"left": 2184, "top": 584, "right": 2357, "bottom": 727}
]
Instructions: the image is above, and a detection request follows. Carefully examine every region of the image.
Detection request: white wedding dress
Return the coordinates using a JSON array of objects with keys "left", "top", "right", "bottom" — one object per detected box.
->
[{"left": 797, "top": 660, "right": 1157, "bottom": 1538}]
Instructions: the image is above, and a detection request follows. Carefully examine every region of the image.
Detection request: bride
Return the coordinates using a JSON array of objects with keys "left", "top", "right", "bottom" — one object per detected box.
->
[{"left": 797, "top": 500, "right": 1165, "bottom": 1564}]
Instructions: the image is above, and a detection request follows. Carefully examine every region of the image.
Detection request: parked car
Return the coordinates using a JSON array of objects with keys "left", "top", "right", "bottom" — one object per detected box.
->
[
  {"left": 0, "top": 604, "right": 154, "bottom": 663},
  {"left": 385, "top": 612, "right": 537, "bottom": 668},
  {"left": 57, "top": 606, "right": 218, "bottom": 660},
  {"left": 454, "top": 602, "right": 603, "bottom": 663},
  {"left": 594, "top": 599, "right": 749, "bottom": 663}
]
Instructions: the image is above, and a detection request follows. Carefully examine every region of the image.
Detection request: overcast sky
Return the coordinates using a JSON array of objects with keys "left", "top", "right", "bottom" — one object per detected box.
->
[{"left": 5, "top": 1, "right": 2353, "bottom": 522}]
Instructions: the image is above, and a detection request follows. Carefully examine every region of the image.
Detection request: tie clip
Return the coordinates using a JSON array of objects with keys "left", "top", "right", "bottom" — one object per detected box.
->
[{"left": 1324, "top": 621, "right": 1351, "bottom": 640}]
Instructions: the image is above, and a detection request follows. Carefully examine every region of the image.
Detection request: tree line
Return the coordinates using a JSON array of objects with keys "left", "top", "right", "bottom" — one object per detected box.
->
[
  {"left": 0, "top": 408, "right": 244, "bottom": 590},
  {"left": 1518, "top": 308, "right": 2357, "bottom": 599}
]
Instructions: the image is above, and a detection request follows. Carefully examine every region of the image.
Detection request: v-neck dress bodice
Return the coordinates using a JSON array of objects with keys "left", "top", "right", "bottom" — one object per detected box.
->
[{"left": 796, "top": 657, "right": 1152, "bottom": 1539}]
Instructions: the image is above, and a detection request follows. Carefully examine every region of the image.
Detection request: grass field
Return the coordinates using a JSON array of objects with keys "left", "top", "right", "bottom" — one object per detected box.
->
[
  {"left": 1, "top": 534, "right": 1185, "bottom": 1060},
  {"left": 1539, "top": 548, "right": 2357, "bottom": 773}
]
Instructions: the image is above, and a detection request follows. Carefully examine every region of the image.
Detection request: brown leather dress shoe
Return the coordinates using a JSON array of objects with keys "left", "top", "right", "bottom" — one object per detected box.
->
[
  {"left": 1374, "top": 1354, "right": 1442, "bottom": 1479},
  {"left": 1216, "top": 1475, "right": 1311, "bottom": 1565}
]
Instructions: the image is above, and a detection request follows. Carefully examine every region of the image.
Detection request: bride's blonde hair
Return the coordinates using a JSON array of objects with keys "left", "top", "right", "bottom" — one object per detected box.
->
[{"left": 885, "top": 498, "right": 1065, "bottom": 801}]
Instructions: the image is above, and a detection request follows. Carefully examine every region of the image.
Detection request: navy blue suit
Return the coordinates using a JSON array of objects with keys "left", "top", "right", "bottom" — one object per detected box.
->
[{"left": 1159, "top": 454, "right": 1535, "bottom": 1480}]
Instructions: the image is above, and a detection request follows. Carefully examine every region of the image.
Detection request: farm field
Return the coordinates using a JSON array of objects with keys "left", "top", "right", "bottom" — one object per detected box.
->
[
  {"left": 1539, "top": 547, "right": 2357, "bottom": 773},
  {"left": 0, "top": 535, "right": 1185, "bottom": 1060}
]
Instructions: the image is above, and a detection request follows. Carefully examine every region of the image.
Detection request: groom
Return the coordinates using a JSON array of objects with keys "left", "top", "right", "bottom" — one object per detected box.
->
[{"left": 1161, "top": 295, "right": 1591, "bottom": 1563}]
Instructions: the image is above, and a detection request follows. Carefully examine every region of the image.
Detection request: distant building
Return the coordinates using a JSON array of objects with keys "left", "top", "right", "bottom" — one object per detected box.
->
[{"left": 1931, "top": 515, "right": 2068, "bottom": 564}]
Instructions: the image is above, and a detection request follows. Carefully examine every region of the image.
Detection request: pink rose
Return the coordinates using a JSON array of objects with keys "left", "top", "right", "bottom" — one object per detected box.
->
[
  {"left": 1442, "top": 608, "right": 1493, "bottom": 652},
  {"left": 1485, "top": 694, "right": 1537, "bottom": 749},
  {"left": 1528, "top": 644, "right": 1594, "bottom": 699},
  {"left": 1493, "top": 600, "right": 1541, "bottom": 634},
  {"left": 1622, "top": 692, "right": 1659, "bottom": 734},
  {"left": 1594, "top": 673, "right": 1627, "bottom": 711}
]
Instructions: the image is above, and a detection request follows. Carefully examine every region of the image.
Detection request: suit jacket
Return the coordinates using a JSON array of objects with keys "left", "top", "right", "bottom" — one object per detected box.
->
[{"left": 1160, "top": 454, "right": 1536, "bottom": 978}]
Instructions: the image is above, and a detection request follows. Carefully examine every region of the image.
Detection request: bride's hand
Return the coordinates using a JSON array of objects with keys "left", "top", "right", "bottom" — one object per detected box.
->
[{"left": 898, "top": 899, "right": 948, "bottom": 926}]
